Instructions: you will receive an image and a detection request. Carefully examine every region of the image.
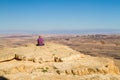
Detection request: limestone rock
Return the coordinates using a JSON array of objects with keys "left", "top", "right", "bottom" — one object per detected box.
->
[
  {"left": 4, "top": 73, "right": 120, "bottom": 80},
  {"left": 0, "top": 52, "right": 15, "bottom": 62},
  {"left": 10, "top": 42, "right": 80, "bottom": 62},
  {"left": 0, "top": 42, "right": 120, "bottom": 80}
]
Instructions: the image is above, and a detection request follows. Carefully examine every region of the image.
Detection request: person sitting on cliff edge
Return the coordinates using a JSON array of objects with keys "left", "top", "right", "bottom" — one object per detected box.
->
[{"left": 36, "top": 36, "right": 45, "bottom": 46}]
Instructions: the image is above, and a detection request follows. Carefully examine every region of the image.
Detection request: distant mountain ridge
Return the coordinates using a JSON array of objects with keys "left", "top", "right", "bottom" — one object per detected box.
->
[{"left": 0, "top": 29, "right": 120, "bottom": 34}]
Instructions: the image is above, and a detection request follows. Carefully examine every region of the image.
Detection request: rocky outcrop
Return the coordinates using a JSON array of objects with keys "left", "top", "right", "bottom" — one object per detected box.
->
[
  {"left": 0, "top": 42, "right": 120, "bottom": 80},
  {"left": 4, "top": 73, "right": 120, "bottom": 80},
  {"left": 0, "top": 52, "right": 15, "bottom": 62},
  {"left": 54, "top": 56, "right": 119, "bottom": 75}
]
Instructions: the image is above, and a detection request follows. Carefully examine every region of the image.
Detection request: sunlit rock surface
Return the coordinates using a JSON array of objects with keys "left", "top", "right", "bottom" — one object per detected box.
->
[{"left": 0, "top": 42, "right": 120, "bottom": 80}]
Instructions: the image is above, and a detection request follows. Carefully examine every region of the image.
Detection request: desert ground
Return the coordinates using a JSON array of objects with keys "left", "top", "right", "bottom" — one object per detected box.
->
[
  {"left": 48, "top": 34, "right": 120, "bottom": 69},
  {"left": 0, "top": 34, "right": 120, "bottom": 80}
]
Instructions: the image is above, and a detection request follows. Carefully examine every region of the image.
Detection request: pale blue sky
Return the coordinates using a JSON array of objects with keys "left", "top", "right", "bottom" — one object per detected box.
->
[{"left": 0, "top": 0, "right": 120, "bottom": 34}]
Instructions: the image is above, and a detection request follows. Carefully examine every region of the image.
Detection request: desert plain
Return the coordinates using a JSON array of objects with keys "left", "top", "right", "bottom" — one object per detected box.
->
[{"left": 0, "top": 34, "right": 120, "bottom": 80}]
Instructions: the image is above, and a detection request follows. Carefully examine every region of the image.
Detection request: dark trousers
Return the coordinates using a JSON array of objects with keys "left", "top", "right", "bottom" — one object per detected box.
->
[{"left": 36, "top": 43, "right": 45, "bottom": 46}]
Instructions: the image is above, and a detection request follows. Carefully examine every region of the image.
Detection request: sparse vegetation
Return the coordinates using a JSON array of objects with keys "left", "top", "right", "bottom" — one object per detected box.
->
[
  {"left": 41, "top": 67, "right": 49, "bottom": 73},
  {"left": 56, "top": 70, "right": 60, "bottom": 74},
  {"left": 53, "top": 66, "right": 58, "bottom": 69}
]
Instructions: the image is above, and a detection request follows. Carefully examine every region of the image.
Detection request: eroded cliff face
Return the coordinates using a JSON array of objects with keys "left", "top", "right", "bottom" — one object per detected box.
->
[{"left": 0, "top": 42, "right": 120, "bottom": 80}]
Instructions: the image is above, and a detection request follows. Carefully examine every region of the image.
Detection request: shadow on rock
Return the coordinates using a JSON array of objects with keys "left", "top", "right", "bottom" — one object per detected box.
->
[{"left": 0, "top": 76, "right": 8, "bottom": 80}]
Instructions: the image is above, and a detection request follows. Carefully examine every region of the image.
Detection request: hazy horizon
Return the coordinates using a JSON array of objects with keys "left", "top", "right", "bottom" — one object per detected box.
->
[{"left": 0, "top": 29, "right": 120, "bottom": 35}]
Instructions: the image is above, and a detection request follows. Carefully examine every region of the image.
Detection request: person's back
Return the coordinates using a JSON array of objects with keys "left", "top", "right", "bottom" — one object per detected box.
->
[{"left": 37, "top": 36, "right": 44, "bottom": 46}]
